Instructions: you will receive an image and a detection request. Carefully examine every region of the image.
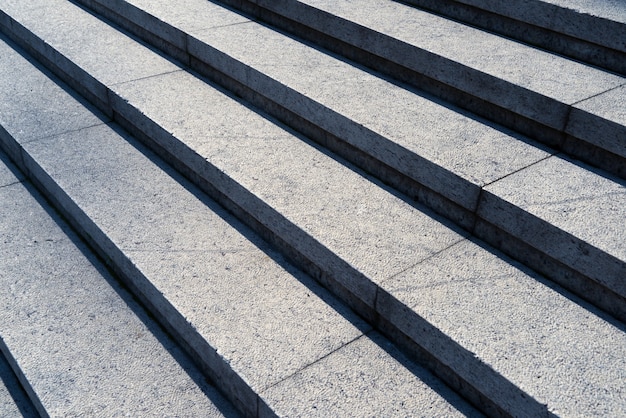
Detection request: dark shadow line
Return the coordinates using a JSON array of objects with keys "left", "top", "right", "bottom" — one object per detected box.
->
[{"left": 0, "top": 341, "right": 40, "bottom": 417}]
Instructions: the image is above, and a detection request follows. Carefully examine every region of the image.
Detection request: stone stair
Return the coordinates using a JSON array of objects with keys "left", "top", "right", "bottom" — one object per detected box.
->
[{"left": 0, "top": 0, "right": 624, "bottom": 416}]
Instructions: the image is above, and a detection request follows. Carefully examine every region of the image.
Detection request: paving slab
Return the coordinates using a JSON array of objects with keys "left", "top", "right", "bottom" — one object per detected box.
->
[
  {"left": 0, "top": 35, "right": 107, "bottom": 150},
  {"left": 0, "top": 175, "right": 239, "bottom": 417},
  {"left": 0, "top": 0, "right": 180, "bottom": 107},
  {"left": 379, "top": 238, "right": 626, "bottom": 417},
  {"left": 478, "top": 155, "right": 626, "bottom": 302},
  {"left": 565, "top": 84, "right": 626, "bottom": 161},
  {"left": 260, "top": 332, "right": 482, "bottom": 417}
]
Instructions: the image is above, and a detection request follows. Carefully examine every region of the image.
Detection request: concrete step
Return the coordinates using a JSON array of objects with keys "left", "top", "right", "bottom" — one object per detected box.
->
[
  {"left": 77, "top": 0, "right": 626, "bottom": 180},
  {"left": 1, "top": 2, "right": 625, "bottom": 417},
  {"left": 400, "top": 0, "right": 626, "bottom": 75},
  {"left": 2, "top": 0, "right": 624, "bottom": 322},
  {"left": 0, "top": 34, "right": 480, "bottom": 418},
  {"left": 0, "top": 148, "right": 239, "bottom": 416}
]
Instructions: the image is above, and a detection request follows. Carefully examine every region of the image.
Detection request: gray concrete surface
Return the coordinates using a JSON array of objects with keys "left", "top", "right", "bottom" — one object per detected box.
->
[
  {"left": 44, "top": 0, "right": 551, "bottom": 214},
  {"left": 454, "top": 0, "right": 626, "bottom": 50},
  {"left": 0, "top": 162, "right": 239, "bottom": 417},
  {"left": 260, "top": 332, "right": 482, "bottom": 417},
  {"left": 380, "top": 238, "right": 626, "bottom": 417},
  {"left": 478, "top": 156, "right": 626, "bottom": 299},
  {"left": 111, "top": 69, "right": 467, "bottom": 300},
  {"left": 19, "top": 122, "right": 371, "bottom": 401},
  {"left": 566, "top": 85, "right": 626, "bottom": 160},
  {"left": 0, "top": 157, "right": 34, "bottom": 418},
  {"left": 0, "top": 36, "right": 107, "bottom": 145},
  {"left": 10, "top": 0, "right": 619, "bottom": 316},
  {"left": 265, "top": 0, "right": 624, "bottom": 106},
  {"left": 397, "top": 0, "right": 626, "bottom": 76},
  {"left": 188, "top": 20, "right": 551, "bottom": 210},
  {"left": 196, "top": 0, "right": 625, "bottom": 150},
  {"left": 0, "top": 0, "right": 179, "bottom": 107},
  {"left": 2, "top": 0, "right": 625, "bottom": 416},
  {"left": 0, "top": 35, "right": 482, "bottom": 415},
  {"left": 0, "top": 9, "right": 528, "bottom": 415}
]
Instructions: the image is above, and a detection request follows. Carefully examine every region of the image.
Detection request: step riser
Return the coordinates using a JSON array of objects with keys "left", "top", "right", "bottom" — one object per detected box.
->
[{"left": 400, "top": 0, "right": 626, "bottom": 75}]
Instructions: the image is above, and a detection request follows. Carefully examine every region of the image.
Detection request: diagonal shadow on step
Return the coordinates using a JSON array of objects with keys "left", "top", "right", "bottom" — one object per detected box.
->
[{"left": 0, "top": 340, "right": 39, "bottom": 418}]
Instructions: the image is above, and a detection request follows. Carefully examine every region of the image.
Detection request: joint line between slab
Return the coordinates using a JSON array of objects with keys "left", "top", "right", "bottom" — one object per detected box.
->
[
  {"left": 191, "top": 19, "right": 255, "bottom": 37},
  {"left": 0, "top": 180, "right": 24, "bottom": 189},
  {"left": 481, "top": 153, "right": 554, "bottom": 190},
  {"left": 382, "top": 237, "right": 469, "bottom": 286},
  {"left": 258, "top": 333, "right": 366, "bottom": 394},
  {"left": 11, "top": 121, "right": 110, "bottom": 148},
  {"left": 570, "top": 83, "right": 626, "bottom": 107},
  {"left": 109, "top": 68, "right": 185, "bottom": 88}
]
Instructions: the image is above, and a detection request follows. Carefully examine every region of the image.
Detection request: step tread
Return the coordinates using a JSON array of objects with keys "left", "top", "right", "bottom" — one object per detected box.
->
[
  {"left": 0, "top": 34, "right": 476, "bottom": 417},
  {"left": 0, "top": 156, "right": 38, "bottom": 418},
  {"left": 478, "top": 157, "right": 626, "bottom": 325},
  {"left": 0, "top": 158, "right": 238, "bottom": 417}
]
